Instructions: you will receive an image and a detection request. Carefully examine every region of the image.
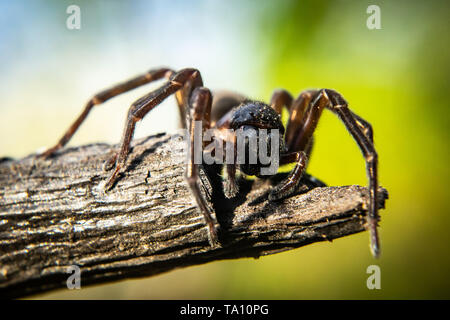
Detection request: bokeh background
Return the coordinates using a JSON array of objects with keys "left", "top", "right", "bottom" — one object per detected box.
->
[{"left": 0, "top": 0, "right": 449, "bottom": 299}]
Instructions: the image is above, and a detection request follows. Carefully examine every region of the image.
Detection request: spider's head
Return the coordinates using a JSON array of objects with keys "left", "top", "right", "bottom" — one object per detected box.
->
[{"left": 230, "top": 101, "right": 286, "bottom": 177}]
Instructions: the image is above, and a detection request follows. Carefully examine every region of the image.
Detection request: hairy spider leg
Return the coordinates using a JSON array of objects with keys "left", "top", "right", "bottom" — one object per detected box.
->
[
  {"left": 98, "top": 68, "right": 219, "bottom": 244},
  {"left": 286, "top": 88, "right": 380, "bottom": 258},
  {"left": 326, "top": 90, "right": 379, "bottom": 258},
  {"left": 103, "top": 68, "right": 202, "bottom": 190},
  {"left": 285, "top": 90, "right": 318, "bottom": 153},
  {"left": 176, "top": 68, "right": 205, "bottom": 129},
  {"left": 40, "top": 67, "right": 181, "bottom": 158},
  {"left": 269, "top": 89, "right": 294, "bottom": 115},
  {"left": 269, "top": 151, "right": 308, "bottom": 201},
  {"left": 185, "top": 87, "right": 218, "bottom": 245},
  {"left": 263, "top": 90, "right": 321, "bottom": 202}
]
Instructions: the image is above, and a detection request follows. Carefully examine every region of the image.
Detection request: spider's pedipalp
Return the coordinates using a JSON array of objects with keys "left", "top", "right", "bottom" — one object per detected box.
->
[{"left": 269, "top": 151, "right": 308, "bottom": 201}]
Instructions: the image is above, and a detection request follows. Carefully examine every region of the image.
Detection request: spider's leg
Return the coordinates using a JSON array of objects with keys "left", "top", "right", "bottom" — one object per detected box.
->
[
  {"left": 350, "top": 110, "right": 374, "bottom": 143},
  {"left": 185, "top": 87, "right": 219, "bottom": 244},
  {"left": 285, "top": 89, "right": 319, "bottom": 152},
  {"left": 269, "top": 89, "right": 293, "bottom": 115},
  {"left": 267, "top": 90, "right": 320, "bottom": 201},
  {"left": 286, "top": 88, "right": 380, "bottom": 257},
  {"left": 103, "top": 68, "right": 202, "bottom": 190},
  {"left": 175, "top": 69, "right": 204, "bottom": 128},
  {"left": 40, "top": 68, "right": 176, "bottom": 158},
  {"left": 323, "top": 89, "right": 379, "bottom": 258},
  {"left": 269, "top": 151, "right": 308, "bottom": 201}
]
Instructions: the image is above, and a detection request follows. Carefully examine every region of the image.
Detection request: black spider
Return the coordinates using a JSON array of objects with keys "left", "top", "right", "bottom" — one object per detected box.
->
[{"left": 40, "top": 68, "right": 380, "bottom": 257}]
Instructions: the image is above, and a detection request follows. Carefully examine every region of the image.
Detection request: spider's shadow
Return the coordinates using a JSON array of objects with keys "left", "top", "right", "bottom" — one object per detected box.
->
[
  {"left": 248, "top": 172, "right": 326, "bottom": 206},
  {"left": 201, "top": 164, "right": 253, "bottom": 230},
  {"left": 105, "top": 133, "right": 170, "bottom": 188},
  {"left": 201, "top": 164, "right": 326, "bottom": 237},
  {"left": 126, "top": 133, "right": 170, "bottom": 172}
]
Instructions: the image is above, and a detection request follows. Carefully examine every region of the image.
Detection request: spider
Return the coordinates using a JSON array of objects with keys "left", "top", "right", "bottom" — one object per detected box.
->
[{"left": 40, "top": 67, "right": 380, "bottom": 257}]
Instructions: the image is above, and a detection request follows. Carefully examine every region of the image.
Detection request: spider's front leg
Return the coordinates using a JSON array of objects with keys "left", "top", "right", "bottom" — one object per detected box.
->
[
  {"left": 269, "top": 151, "right": 308, "bottom": 201},
  {"left": 103, "top": 68, "right": 200, "bottom": 190},
  {"left": 284, "top": 88, "right": 380, "bottom": 257},
  {"left": 267, "top": 89, "right": 315, "bottom": 200},
  {"left": 185, "top": 87, "right": 219, "bottom": 245},
  {"left": 102, "top": 68, "right": 219, "bottom": 245},
  {"left": 324, "top": 89, "right": 379, "bottom": 257}
]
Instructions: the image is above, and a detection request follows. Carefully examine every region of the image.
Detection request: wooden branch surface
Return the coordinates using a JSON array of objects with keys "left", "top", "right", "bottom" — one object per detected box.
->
[{"left": 0, "top": 133, "right": 388, "bottom": 298}]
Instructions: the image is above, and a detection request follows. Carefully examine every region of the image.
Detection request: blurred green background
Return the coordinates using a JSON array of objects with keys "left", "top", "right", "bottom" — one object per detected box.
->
[{"left": 0, "top": 0, "right": 449, "bottom": 299}]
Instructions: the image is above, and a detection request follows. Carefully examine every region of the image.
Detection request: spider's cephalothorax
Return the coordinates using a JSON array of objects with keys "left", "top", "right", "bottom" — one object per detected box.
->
[
  {"left": 39, "top": 67, "right": 381, "bottom": 258},
  {"left": 228, "top": 101, "right": 286, "bottom": 178}
]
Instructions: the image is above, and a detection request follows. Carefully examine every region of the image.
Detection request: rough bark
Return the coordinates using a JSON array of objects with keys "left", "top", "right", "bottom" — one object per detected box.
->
[{"left": 0, "top": 133, "right": 388, "bottom": 298}]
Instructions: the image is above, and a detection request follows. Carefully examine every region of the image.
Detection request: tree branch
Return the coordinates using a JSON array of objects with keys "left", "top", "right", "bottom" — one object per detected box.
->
[{"left": 0, "top": 133, "right": 388, "bottom": 298}]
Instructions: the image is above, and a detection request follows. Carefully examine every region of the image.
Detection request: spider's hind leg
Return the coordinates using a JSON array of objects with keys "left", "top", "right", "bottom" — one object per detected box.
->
[{"left": 40, "top": 68, "right": 176, "bottom": 159}]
